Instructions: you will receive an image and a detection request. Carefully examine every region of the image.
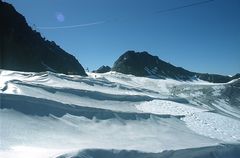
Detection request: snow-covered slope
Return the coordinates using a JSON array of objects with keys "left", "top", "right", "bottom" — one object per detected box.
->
[{"left": 0, "top": 70, "right": 240, "bottom": 158}]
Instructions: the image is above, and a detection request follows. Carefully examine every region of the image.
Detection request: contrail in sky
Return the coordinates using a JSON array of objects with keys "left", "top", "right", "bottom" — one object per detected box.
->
[
  {"left": 37, "top": 0, "right": 214, "bottom": 30},
  {"left": 37, "top": 21, "right": 105, "bottom": 30},
  {"left": 155, "top": 0, "right": 214, "bottom": 14}
]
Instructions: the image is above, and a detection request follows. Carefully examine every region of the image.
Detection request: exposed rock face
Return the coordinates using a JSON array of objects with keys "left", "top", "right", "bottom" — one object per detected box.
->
[
  {"left": 112, "top": 51, "right": 239, "bottom": 83},
  {"left": 196, "top": 74, "right": 231, "bottom": 83},
  {"left": 191, "top": 73, "right": 239, "bottom": 83},
  {"left": 93, "top": 65, "right": 111, "bottom": 73},
  {"left": 0, "top": 1, "right": 87, "bottom": 76},
  {"left": 112, "top": 51, "right": 194, "bottom": 80},
  {"left": 232, "top": 73, "right": 240, "bottom": 80}
]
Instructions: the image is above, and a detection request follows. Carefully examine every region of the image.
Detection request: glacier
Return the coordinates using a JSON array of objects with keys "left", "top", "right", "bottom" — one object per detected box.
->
[{"left": 0, "top": 70, "right": 240, "bottom": 158}]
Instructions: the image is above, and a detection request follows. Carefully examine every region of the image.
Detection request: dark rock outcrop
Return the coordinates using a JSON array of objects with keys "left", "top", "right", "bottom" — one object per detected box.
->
[
  {"left": 0, "top": 1, "right": 87, "bottom": 76},
  {"left": 232, "top": 73, "right": 240, "bottom": 80},
  {"left": 93, "top": 65, "right": 111, "bottom": 73},
  {"left": 196, "top": 73, "right": 231, "bottom": 83},
  {"left": 112, "top": 51, "right": 194, "bottom": 80},
  {"left": 112, "top": 51, "right": 239, "bottom": 83}
]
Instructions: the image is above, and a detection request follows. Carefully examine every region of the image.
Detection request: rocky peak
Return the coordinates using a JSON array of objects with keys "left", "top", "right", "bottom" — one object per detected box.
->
[{"left": 0, "top": 1, "right": 87, "bottom": 76}]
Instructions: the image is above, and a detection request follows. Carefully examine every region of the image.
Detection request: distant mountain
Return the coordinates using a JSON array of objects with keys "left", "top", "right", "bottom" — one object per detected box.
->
[
  {"left": 112, "top": 51, "right": 239, "bottom": 83},
  {"left": 0, "top": 1, "right": 87, "bottom": 76},
  {"left": 93, "top": 65, "right": 111, "bottom": 73},
  {"left": 112, "top": 51, "right": 194, "bottom": 80}
]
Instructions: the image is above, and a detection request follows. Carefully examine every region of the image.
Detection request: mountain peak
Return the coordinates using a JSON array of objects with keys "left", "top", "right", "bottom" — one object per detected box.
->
[
  {"left": 112, "top": 50, "right": 194, "bottom": 80},
  {"left": 0, "top": 1, "right": 87, "bottom": 76},
  {"left": 93, "top": 65, "right": 111, "bottom": 73},
  {"left": 112, "top": 51, "right": 239, "bottom": 83}
]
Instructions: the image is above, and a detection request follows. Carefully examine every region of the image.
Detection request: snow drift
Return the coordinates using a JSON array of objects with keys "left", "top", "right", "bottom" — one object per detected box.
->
[{"left": 0, "top": 70, "right": 240, "bottom": 158}]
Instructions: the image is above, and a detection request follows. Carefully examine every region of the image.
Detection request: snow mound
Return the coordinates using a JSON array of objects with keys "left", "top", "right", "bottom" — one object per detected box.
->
[{"left": 57, "top": 144, "right": 240, "bottom": 158}]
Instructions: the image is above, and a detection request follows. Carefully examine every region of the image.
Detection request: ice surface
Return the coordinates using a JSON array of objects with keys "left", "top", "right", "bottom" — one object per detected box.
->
[
  {"left": 136, "top": 99, "right": 206, "bottom": 116},
  {"left": 57, "top": 144, "right": 240, "bottom": 158},
  {"left": 0, "top": 70, "right": 240, "bottom": 158}
]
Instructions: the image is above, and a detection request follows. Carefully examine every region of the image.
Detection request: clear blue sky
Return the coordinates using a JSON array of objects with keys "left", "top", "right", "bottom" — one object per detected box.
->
[{"left": 4, "top": 0, "right": 240, "bottom": 75}]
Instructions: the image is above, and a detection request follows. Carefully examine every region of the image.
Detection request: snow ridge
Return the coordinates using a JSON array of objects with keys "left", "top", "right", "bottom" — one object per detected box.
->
[{"left": 0, "top": 70, "right": 239, "bottom": 158}]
